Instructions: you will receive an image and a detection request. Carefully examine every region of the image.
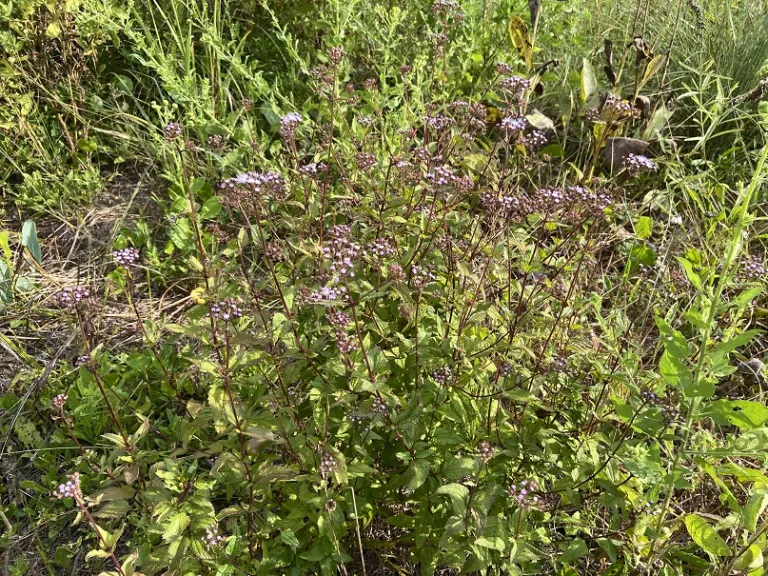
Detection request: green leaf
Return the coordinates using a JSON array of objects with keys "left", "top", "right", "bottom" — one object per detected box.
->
[
  {"left": 638, "top": 54, "right": 665, "bottom": 91},
  {"left": 280, "top": 528, "right": 300, "bottom": 549},
  {"left": 675, "top": 257, "right": 702, "bottom": 290},
  {"left": 743, "top": 490, "right": 768, "bottom": 532},
  {"left": 635, "top": 216, "right": 653, "bottom": 239},
  {"left": 684, "top": 513, "right": 731, "bottom": 556},
  {"left": 441, "top": 456, "right": 475, "bottom": 482},
  {"left": 659, "top": 351, "right": 695, "bottom": 395},
  {"left": 163, "top": 512, "right": 189, "bottom": 541},
  {"left": 406, "top": 459, "right": 430, "bottom": 491},
  {"left": 200, "top": 197, "right": 222, "bottom": 220},
  {"left": 704, "top": 400, "right": 768, "bottom": 430},
  {"left": 21, "top": 220, "right": 41, "bottom": 264},
  {"left": 711, "top": 330, "right": 762, "bottom": 364},
  {"left": 436, "top": 483, "right": 469, "bottom": 516},
  {"left": 93, "top": 500, "right": 131, "bottom": 519},
  {"left": 559, "top": 539, "right": 588, "bottom": 563}
]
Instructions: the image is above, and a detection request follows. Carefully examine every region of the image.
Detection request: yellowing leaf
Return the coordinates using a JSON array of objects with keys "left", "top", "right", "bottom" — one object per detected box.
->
[
  {"left": 508, "top": 16, "right": 532, "bottom": 69},
  {"left": 684, "top": 513, "right": 731, "bottom": 556}
]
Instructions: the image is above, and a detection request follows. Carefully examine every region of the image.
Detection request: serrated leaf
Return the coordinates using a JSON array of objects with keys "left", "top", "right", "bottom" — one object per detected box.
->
[
  {"left": 436, "top": 483, "right": 469, "bottom": 516},
  {"left": 163, "top": 512, "right": 189, "bottom": 541},
  {"left": 280, "top": 528, "right": 300, "bottom": 549},
  {"left": 684, "top": 513, "right": 731, "bottom": 556},
  {"left": 406, "top": 459, "right": 430, "bottom": 491},
  {"left": 441, "top": 456, "right": 474, "bottom": 482}
]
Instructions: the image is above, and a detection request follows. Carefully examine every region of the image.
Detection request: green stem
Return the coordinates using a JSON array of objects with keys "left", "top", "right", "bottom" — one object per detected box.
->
[{"left": 648, "top": 141, "right": 768, "bottom": 562}]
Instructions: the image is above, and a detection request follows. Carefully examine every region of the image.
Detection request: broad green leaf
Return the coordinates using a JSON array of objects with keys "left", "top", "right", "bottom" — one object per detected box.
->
[
  {"left": 711, "top": 330, "right": 762, "bottom": 364},
  {"left": 441, "top": 456, "right": 475, "bottom": 482},
  {"left": 684, "top": 513, "right": 731, "bottom": 556},
  {"left": 704, "top": 399, "right": 768, "bottom": 430},
  {"left": 733, "top": 544, "right": 763, "bottom": 573},
  {"left": 21, "top": 220, "right": 41, "bottom": 264},
  {"left": 635, "top": 216, "right": 653, "bottom": 239},
  {"left": 675, "top": 257, "right": 702, "bottom": 290},
  {"left": 659, "top": 351, "right": 694, "bottom": 394},
  {"left": 163, "top": 512, "right": 189, "bottom": 541},
  {"left": 280, "top": 528, "right": 300, "bottom": 549},
  {"left": 559, "top": 538, "right": 588, "bottom": 563},
  {"left": 436, "top": 483, "right": 469, "bottom": 516},
  {"left": 406, "top": 459, "right": 430, "bottom": 491},
  {"left": 743, "top": 490, "right": 768, "bottom": 532}
]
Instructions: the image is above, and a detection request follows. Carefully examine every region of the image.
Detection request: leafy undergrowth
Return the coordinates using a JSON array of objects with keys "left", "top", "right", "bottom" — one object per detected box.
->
[{"left": 3, "top": 1, "right": 768, "bottom": 576}]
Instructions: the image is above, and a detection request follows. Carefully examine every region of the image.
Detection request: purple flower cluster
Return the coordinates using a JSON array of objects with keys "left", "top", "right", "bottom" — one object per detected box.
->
[
  {"left": 521, "top": 130, "right": 548, "bottom": 149},
  {"left": 741, "top": 255, "right": 766, "bottom": 280},
  {"left": 507, "top": 479, "right": 540, "bottom": 508},
  {"left": 328, "top": 311, "right": 351, "bottom": 327},
  {"left": 355, "top": 151, "right": 378, "bottom": 171},
  {"left": 335, "top": 330, "right": 357, "bottom": 354},
  {"left": 308, "top": 285, "right": 348, "bottom": 303},
  {"left": 76, "top": 353, "right": 91, "bottom": 367},
  {"left": 328, "top": 46, "right": 345, "bottom": 64},
  {"left": 219, "top": 170, "right": 286, "bottom": 198},
  {"left": 299, "top": 162, "right": 327, "bottom": 177},
  {"left": 481, "top": 185, "right": 611, "bottom": 221},
  {"left": 207, "top": 135, "right": 224, "bottom": 150},
  {"left": 500, "top": 115, "right": 526, "bottom": 138},
  {"left": 202, "top": 525, "right": 224, "bottom": 551},
  {"left": 208, "top": 299, "right": 243, "bottom": 322},
  {"left": 113, "top": 247, "right": 140, "bottom": 266},
  {"left": 411, "top": 265, "right": 436, "bottom": 289},
  {"left": 164, "top": 122, "right": 182, "bottom": 140},
  {"left": 319, "top": 453, "right": 338, "bottom": 477},
  {"left": 603, "top": 93, "right": 633, "bottom": 119},
  {"left": 322, "top": 231, "right": 361, "bottom": 280},
  {"left": 496, "top": 62, "right": 513, "bottom": 75},
  {"left": 623, "top": 153, "right": 656, "bottom": 176},
  {"left": 432, "top": 366, "right": 453, "bottom": 384},
  {"left": 280, "top": 112, "right": 303, "bottom": 140},
  {"left": 357, "top": 115, "right": 373, "bottom": 127},
  {"left": 498, "top": 362, "right": 513, "bottom": 377},
  {"left": 366, "top": 238, "right": 395, "bottom": 259},
  {"left": 478, "top": 440, "right": 495, "bottom": 462},
  {"left": 498, "top": 76, "right": 530, "bottom": 101},
  {"left": 372, "top": 396, "right": 388, "bottom": 416},
  {"left": 53, "top": 472, "right": 82, "bottom": 500},
  {"left": 431, "top": 0, "right": 461, "bottom": 14},
  {"left": 640, "top": 390, "right": 682, "bottom": 424},
  {"left": 264, "top": 241, "right": 283, "bottom": 262},
  {"left": 54, "top": 286, "right": 89, "bottom": 309},
  {"left": 425, "top": 115, "right": 455, "bottom": 131},
  {"left": 51, "top": 393, "right": 68, "bottom": 410},
  {"left": 424, "top": 166, "right": 473, "bottom": 193}
]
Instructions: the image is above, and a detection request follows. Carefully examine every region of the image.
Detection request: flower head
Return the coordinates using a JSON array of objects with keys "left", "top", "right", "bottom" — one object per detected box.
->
[
  {"left": 208, "top": 299, "right": 243, "bottom": 322},
  {"left": 113, "top": 247, "right": 140, "bottom": 267},
  {"left": 53, "top": 472, "right": 82, "bottom": 501},
  {"left": 54, "top": 286, "right": 90, "bottom": 309}
]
